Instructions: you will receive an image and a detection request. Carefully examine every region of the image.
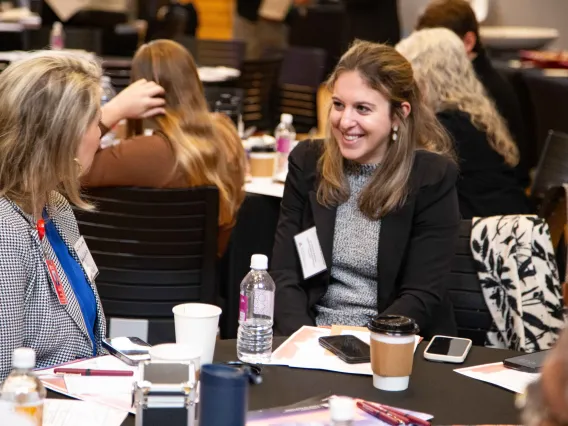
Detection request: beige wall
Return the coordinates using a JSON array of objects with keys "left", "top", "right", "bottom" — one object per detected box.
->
[{"left": 399, "top": 0, "right": 568, "bottom": 49}]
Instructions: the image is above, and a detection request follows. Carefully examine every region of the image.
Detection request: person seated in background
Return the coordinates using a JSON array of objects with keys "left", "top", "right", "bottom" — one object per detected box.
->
[
  {"left": 82, "top": 39, "right": 246, "bottom": 257},
  {"left": 397, "top": 28, "right": 532, "bottom": 219},
  {"left": 271, "top": 40, "right": 460, "bottom": 338},
  {"left": 522, "top": 329, "right": 568, "bottom": 426},
  {"left": 0, "top": 51, "right": 107, "bottom": 380},
  {"left": 416, "top": 0, "right": 530, "bottom": 188}
]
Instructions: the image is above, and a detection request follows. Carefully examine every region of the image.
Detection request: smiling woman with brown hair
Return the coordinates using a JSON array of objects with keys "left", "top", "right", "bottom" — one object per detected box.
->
[
  {"left": 82, "top": 39, "right": 246, "bottom": 257},
  {"left": 271, "top": 40, "right": 460, "bottom": 338}
]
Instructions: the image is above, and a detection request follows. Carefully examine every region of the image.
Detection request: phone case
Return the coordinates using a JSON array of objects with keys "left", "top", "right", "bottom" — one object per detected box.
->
[{"left": 318, "top": 336, "right": 370, "bottom": 364}]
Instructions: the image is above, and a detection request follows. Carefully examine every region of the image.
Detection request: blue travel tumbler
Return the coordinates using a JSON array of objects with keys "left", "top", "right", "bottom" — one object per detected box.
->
[{"left": 198, "top": 364, "right": 248, "bottom": 426}]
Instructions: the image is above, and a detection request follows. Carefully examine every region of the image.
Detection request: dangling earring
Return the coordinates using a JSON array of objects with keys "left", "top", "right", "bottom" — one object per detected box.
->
[
  {"left": 392, "top": 125, "right": 399, "bottom": 142},
  {"left": 74, "top": 158, "right": 83, "bottom": 176}
]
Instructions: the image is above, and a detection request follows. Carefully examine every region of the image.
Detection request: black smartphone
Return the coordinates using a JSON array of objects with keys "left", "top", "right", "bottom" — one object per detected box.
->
[
  {"left": 318, "top": 335, "right": 370, "bottom": 364},
  {"left": 102, "top": 336, "right": 152, "bottom": 366},
  {"left": 503, "top": 350, "right": 550, "bottom": 373}
]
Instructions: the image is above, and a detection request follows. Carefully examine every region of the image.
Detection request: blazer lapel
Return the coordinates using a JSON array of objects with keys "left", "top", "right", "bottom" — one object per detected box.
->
[{"left": 308, "top": 191, "right": 336, "bottom": 270}]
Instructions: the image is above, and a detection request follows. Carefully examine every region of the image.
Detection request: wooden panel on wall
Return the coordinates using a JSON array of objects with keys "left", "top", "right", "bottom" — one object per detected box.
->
[{"left": 187, "top": 0, "right": 235, "bottom": 40}]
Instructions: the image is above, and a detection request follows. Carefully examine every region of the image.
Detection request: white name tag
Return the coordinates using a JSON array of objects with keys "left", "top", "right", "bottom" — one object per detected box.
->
[
  {"left": 294, "top": 227, "right": 327, "bottom": 279},
  {"left": 74, "top": 236, "right": 99, "bottom": 283}
]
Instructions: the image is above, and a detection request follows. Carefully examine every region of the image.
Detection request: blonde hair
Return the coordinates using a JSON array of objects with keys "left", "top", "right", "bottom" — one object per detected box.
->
[
  {"left": 396, "top": 27, "right": 519, "bottom": 166},
  {"left": 0, "top": 50, "right": 101, "bottom": 215},
  {"left": 128, "top": 40, "right": 245, "bottom": 225},
  {"left": 318, "top": 40, "right": 454, "bottom": 220}
]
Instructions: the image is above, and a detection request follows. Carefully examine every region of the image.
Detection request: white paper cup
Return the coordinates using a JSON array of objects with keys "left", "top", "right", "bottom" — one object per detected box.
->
[
  {"left": 149, "top": 343, "right": 202, "bottom": 371},
  {"left": 370, "top": 333, "right": 415, "bottom": 391},
  {"left": 172, "top": 303, "right": 222, "bottom": 365}
]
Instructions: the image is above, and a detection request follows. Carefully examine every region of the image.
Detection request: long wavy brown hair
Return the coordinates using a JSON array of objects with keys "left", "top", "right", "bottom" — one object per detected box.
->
[
  {"left": 318, "top": 40, "right": 453, "bottom": 220},
  {"left": 128, "top": 39, "right": 245, "bottom": 225}
]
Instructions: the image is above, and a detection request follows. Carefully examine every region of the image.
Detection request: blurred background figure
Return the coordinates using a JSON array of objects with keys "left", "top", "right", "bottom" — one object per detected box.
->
[
  {"left": 522, "top": 330, "right": 568, "bottom": 426},
  {"left": 234, "top": 0, "right": 310, "bottom": 59},
  {"left": 145, "top": 0, "right": 199, "bottom": 41},
  {"left": 397, "top": 28, "right": 532, "bottom": 218},
  {"left": 416, "top": 0, "right": 529, "bottom": 187},
  {"left": 344, "top": 0, "right": 401, "bottom": 46}
]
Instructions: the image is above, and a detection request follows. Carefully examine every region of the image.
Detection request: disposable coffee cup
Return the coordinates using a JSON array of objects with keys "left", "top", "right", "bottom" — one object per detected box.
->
[
  {"left": 172, "top": 303, "right": 222, "bottom": 365},
  {"left": 249, "top": 152, "right": 276, "bottom": 177},
  {"left": 367, "top": 314, "right": 419, "bottom": 391}
]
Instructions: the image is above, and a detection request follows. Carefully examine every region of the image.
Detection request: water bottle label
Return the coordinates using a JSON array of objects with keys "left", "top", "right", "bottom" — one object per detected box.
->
[
  {"left": 253, "top": 290, "right": 274, "bottom": 317},
  {"left": 276, "top": 136, "right": 291, "bottom": 154},
  {"left": 239, "top": 294, "right": 248, "bottom": 321},
  {"left": 15, "top": 401, "right": 44, "bottom": 425}
]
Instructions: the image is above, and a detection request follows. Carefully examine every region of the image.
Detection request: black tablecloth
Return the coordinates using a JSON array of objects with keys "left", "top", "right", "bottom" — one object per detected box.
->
[{"left": 48, "top": 338, "right": 522, "bottom": 425}]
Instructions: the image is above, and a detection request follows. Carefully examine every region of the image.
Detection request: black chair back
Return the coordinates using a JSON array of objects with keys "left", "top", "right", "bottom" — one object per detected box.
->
[
  {"left": 102, "top": 58, "right": 132, "bottom": 93},
  {"left": 448, "top": 220, "right": 493, "bottom": 346},
  {"left": 531, "top": 130, "right": 568, "bottom": 201},
  {"left": 196, "top": 39, "right": 246, "bottom": 69},
  {"left": 75, "top": 186, "right": 219, "bottom": 344},
  {"left": 238, "top": 56, "right": 283, "bottom": 130},
  {"left": 28, "top": 27, "right": 103, "bottom": 54},
  {"left": 274, "top": 46, "right": 327, "bottom": 133}
]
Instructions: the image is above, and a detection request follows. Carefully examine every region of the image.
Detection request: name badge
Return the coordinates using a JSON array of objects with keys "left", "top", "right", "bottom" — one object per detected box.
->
[
  {"left": 294, "top": 227, "right": 327, "bottom": 279},
  {"left": 74, "top": 236, "right": 99, "bottom": 283}
]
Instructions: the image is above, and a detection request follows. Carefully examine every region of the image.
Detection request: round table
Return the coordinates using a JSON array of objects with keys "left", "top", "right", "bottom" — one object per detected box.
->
[{"left": 48, "top": 338, "right": 521, "bottom": 425}]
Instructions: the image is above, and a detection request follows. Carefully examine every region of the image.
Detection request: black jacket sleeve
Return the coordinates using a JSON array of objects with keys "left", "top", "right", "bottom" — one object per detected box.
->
[
  {"left": 382, "top": 156, "right": 460, "bottom": 332},
  {"left": 271, "top": 143, "right": 315, "bottom": 335}
]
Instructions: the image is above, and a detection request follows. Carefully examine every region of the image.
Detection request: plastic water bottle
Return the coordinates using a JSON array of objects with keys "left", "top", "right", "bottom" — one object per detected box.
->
[
  {"left": 237, "top": 254, "right": 276, "bottom": 363},
  {"left": 273, "top": 113, "right": 296, "bottom": 178},
  {"left": 0, "top": 348, "right": 46, "bottom": 426},
  {"left": 100, "top": 76, "right": 118, "bottom": 148},
  {"left": 49, "top": 22, "right": 64, "bottom": 50}
]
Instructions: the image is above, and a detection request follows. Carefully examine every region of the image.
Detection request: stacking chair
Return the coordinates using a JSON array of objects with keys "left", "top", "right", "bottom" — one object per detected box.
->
[
  {"left": 448, "top": 220, "right": 493, "bottom": 346},
  {"left": 27, "top": 27, "right": 103, "bottom": 54},
  {"left": 238, "top": 56, "right": 283, "bottom": 130},
  {"left": 75, "top": 186, "right": 219, "bottom": 344},
  {"left": 196, "top": 39, "right": 246, "bottom": 69},
  {"left": 204, "top": 86, "right": 244, "bottom": 126},
  {"left": 274, "top": 46, "right": 327, "bottom": 134},
  {"left": 530, "top": 131, "right": 568, "bottom": 201},
  {"left": 102, "top": 58, "right": 132, "bottom": 93}
]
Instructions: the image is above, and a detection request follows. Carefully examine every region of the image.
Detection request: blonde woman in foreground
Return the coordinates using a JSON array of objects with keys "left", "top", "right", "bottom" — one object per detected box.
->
[
  {"left": 82, "top": 39, "right": 246, "bottom": 257},
  {"left": 397, "top": 27, "right": 532, "bottom": 218},
  {"left": 0, "top": 51, "right": 107, "bottom": 380},
  {"left": 271, "top": 40, "right": 460, "bottom": 338}
]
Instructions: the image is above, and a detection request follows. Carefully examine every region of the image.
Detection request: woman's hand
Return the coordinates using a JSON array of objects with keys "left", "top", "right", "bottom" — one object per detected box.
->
[{"left": 100, "top": 79, "right": 166, "bottom": 130}]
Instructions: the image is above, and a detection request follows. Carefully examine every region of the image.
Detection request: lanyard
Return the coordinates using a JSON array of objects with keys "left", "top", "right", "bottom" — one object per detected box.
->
[{"left": 37, "top": 218, "right": 68, "bottom": 305}]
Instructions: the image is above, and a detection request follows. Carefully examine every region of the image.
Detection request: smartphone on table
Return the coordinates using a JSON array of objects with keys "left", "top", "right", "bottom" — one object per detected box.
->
[
  {"left": 503, "top": 350, "right": 550, "bottom": 373},
  {"left": 423, "top": 335, "right": 472, "bottom": 364},
  {"left": 102, "top": 336, "right": 152, "bottom": 366},
  {"left": 318, "top": 335, "right": 371, "bottom": 364}
]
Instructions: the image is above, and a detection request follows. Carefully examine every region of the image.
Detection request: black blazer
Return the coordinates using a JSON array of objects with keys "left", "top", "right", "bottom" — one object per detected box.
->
[
  {"left": 271, "top": 140, "right": 460, "bottom": 338},
  {"left": 437, "top": 109, "right": 532, "bottom": 219}
]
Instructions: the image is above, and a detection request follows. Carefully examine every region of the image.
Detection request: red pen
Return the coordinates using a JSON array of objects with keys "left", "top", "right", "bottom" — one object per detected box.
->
[
  {"left": 53, "top": 368, "right": 134, "bottom": 377},
  {"left": 377, "top": 403, "right": 431, "bottom": 426},
  {"left": 357, "top": 401, "right": 405, "bottom": 425}
]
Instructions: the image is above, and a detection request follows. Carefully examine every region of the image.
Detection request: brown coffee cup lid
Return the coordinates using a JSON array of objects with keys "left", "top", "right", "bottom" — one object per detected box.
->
[{"left": 367, "top": 314, "right": 419, "bottom": 336}]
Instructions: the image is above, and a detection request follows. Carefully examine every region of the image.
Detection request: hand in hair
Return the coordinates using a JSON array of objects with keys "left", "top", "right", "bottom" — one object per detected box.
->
[{"left": 100, "top": 79, "right": 166, "bottom": 130}]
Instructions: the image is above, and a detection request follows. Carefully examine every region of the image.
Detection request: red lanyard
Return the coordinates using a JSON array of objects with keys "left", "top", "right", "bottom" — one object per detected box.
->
[{"left": 37, "top": 219, "right": 68, "bottom": 305}]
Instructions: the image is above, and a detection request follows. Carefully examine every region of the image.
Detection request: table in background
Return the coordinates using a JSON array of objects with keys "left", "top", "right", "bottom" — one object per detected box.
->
[{"left": 47, "top": 338, "right": 521, "bottom": 426}]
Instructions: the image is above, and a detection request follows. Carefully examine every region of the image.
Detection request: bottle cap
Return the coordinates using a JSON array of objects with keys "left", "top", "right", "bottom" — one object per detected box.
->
[
  {"left": 250, "top": 254, "right": 268, "bottom": 270},
  {"left": 52, "top": 22, "right": 62, "bottom": 30},
  {"left": 281, "top": 113, "right": 293, "bottom": 125},
  {"left": 329, "top": 396, "right": 355, "bottom": 422},
  {"left": 101, "top": 75, "right": 111, "bottom": 84},
  {"left": 12, "top": 348, "right": 35, "bottom": 369}
]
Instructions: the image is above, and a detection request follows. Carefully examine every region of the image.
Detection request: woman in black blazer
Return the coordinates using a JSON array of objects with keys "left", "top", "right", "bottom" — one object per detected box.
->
[
  {"left": 271, "top": 41, "right": 460, "bottom": 338},
  {"left": 397, "top": 28, "right": 532, "bottom": 218}
]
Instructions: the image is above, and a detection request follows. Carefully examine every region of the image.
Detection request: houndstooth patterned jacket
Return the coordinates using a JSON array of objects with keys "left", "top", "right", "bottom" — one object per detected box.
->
[{"left": 0, "top": 192, "right": 106, "bottom": 381}]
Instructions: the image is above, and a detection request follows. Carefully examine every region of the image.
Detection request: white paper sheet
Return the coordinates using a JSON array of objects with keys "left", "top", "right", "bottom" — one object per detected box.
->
[
  {"left": 44, "top": 399, "right": 128, "bottom": 426},
  {"left": 64, "top": 375, "right": 135, "bottom": 395},
  {"left": 36, "top": 355, "right": 138, "bottom": 414},
  {"left": 455, "top": 361, "right": 540, "bottom": 393},
  {"left": 245, "top": 178, "right": 284, "bottom": 198},
  {"left": 268, "top": 326, "right": 421, "bottom": 376}
]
